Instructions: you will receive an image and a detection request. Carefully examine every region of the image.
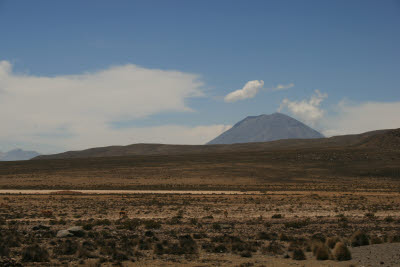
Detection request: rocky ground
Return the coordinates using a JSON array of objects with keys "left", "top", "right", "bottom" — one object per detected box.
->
[{"left": 1, "top": 192, "right": 400, "bottom": 266}]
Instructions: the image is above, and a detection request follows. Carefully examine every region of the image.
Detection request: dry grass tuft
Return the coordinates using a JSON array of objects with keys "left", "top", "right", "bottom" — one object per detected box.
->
[
  {"left": 351, "top": 231, "right": 370, "bottom": 247},
  {"left": 333, "top": 242, "right": 352, "bottom": 261},
  {"left": 292, "top": 248, "right": 306, "bottom": 260}
]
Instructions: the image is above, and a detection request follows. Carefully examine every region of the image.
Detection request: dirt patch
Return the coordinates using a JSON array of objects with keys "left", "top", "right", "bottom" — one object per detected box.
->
[{"left": 351, "top": 243, "right": 400, "bottom": 267}]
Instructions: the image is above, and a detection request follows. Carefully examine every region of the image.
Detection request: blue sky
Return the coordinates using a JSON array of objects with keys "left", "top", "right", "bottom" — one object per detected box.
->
[{"left": 1, "top": 0, "right": 400, "bottom": 153}]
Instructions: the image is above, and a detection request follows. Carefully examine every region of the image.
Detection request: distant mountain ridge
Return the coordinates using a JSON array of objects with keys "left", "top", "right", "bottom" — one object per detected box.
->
[
  {"left": 207, "top": 113, "right": 324, "bottom": 144},
  {"left": 0, "top": 149, "right": 40, "bottom": 161},
  {"left": 33, "top": 128, "right": 400, "bottom": 160}
]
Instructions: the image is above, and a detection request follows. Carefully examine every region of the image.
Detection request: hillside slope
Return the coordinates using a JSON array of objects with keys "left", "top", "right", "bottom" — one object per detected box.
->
[{"left": 33, "top": 129, "right": 397, "bottom": 160}]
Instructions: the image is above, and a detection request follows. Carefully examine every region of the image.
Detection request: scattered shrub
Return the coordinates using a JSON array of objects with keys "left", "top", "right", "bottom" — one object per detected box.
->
[
  {"left": 364, "top": 212, "right": 375, "bottom": 218},
  {"left": 138, "top": 238, "right": 152, "bottom": 250},
  {"left": 390, "top": 234, "right": 400, "bottom": 243},
  {"left": 271, "top": 214, "right": 282, "bottom": 219},
  {"left": 22, "top": 245, "right": 49, "bottom": 262},
  {"left": 261, "top": 241, "right": 285, "bottom": 255},
  {"left": 116, "top": 219, "right": 140, "bottom": 230},
  {"left": 162, "top": 235, "right": 198, "bottom": 255},
  {"left": 145, "top": 230, "right": 154, "bottom": 237},
  {"left": 82, "top": 223, "right": 93, "bottom": 231},
  {"left": 311, "top": 233, "right": 326, "bottom": 243},
  {"left": 279, "top": 233, "right": 290, "bottom": 241},
  {"left": 50, "top": 219, "right": 67, "bottom": 225},
  {"left": 112, "top": 250, "right": 129, "bottom": 261},
  {"left": 94, "top": 219, "right": 111, "bottom": 226},
  {"left": 333, "top": 242, "right": 351, "bottom": 261},
  {"left": 240, "top": 251, "right": 252, "bottom": 258},
  {"left": 313, "top": 243, "right": 330, "bottom": 260},
  {"left": 178, "top": 235, "right": 198, "bottom": 254},
  {"left": 257, "top": 232, "right": 271, "bottom": 240},
  {"left": 213, "top": 244, "right": 228, "bottom": 253},
  {"left": 370, "top": 235, "right": 383, "bottom": 244},
  {"left": 154, "top": 242, "right": 164, "bottom": 255},
  {"left": 193, "top": 233, "right": 203, "bottom": 239},
  {"left": 212, "top": 223, "right": 222, "bottom": 231},
  {"left": 292, "top": 248, "right": 306, "bottom": 260},
  {"left": 54, "top": 239, "right": 79, "bottom": 255},
  {"left": 326, "top": 236, "right": 341, "bottom": 249},
  {"left": 284, "top": 219, "right": 310, "bottom": 229},
  {"left": 232, "top": 240, "right": 258, "bottom": 254},
  {"left": 351, "top": 231, "right": 369, "bottom": 247},
  {"left": 144, "top": 220, "right": 161, "bottom": 230},
  {"left": 384, "top": 216, "right": 394, "bottom": 223},
  {"left": 0, "top": 244, "right": 10, "bottom": 257}
]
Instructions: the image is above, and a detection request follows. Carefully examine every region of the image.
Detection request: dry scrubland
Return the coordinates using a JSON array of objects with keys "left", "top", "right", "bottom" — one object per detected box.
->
[
  {"left": 0, "top": 147, "right": 400, "bottom": 191},
  {"left": 0, "top": 129, "right": 400, "bottom": 266},
  {"left": 1, "top": 192, "right": 400, "bottom": 266}
]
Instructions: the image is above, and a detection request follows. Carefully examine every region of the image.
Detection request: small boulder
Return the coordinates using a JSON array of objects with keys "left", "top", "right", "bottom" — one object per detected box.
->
[
  {"left": 56, "top": 230, "right": 73, "bottom": 238},
  {"left": 67, "top": 226, "right": 85, "bottom": 237}
]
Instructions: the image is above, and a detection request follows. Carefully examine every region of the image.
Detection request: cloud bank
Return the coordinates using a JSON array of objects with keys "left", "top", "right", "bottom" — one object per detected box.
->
[
  {"left": 224, "top": 80, "right": 264, "bottom": 102},
  {"left": 279, "top": 90, "right": 327, "bottom": 126},
  {"left": 0, "top": 61, "right": 229, "bottom": 153},
  {"left": 323, "top": 101, "right": 400, "bottom": 136},
  {"left": 279, "top": 89, "right": 400, "bottom": 136}
]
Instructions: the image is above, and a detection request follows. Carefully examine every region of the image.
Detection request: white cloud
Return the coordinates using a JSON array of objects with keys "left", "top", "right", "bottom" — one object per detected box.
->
[
  {"left": 279, "top": 89, "right": 327, "bottom": 126},
  {"left": 224, "top": 80, "right": 264, "bottom": 102},
  {"left": 278, "top": 88, "right": 400, "bottom": 136},
  {"left": 323, "top": 101, "right": 400, "bottom": 136},
  {"left": 273, "top": 83, "right": 295, "bottom": 91},
  {"left": 0, "top": 60, "right": 230, "bottom": 153}
]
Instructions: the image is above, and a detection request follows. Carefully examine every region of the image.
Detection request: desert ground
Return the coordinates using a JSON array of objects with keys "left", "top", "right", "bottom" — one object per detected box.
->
[
  {"left": 1, "top": 135, "right": 400, "bottom": 266},
  {"left": 1, "top": 190, "right": 400, "bottom": 266}
]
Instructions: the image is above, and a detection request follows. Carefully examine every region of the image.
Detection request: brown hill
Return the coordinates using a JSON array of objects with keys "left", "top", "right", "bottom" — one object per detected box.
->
[
  {"left": 1, "top": 128, "right": 399, "bottom": 191},
  {"left": 357, "top": 129, "right": 400, "bottom": 149},
  {"left": 34, "top": 129, "right": 397, "bottom": 160}
]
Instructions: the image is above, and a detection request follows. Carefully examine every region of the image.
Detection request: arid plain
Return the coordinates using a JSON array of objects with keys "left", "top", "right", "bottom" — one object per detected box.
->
[{"left": 1, "top": 129, "right": 400, "bottom": 266}]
